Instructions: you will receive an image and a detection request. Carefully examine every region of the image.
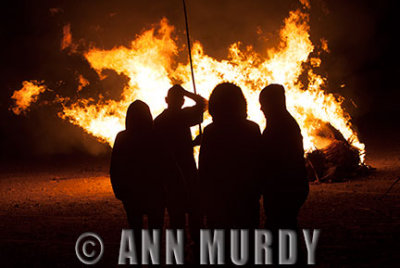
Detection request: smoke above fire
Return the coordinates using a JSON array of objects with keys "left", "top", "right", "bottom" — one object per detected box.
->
[{"left": 10, "top": 1, "right": 365, "bottom": 161}]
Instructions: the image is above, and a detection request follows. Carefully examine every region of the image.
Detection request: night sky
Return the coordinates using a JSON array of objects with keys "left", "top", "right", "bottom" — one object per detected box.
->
[{"left": 0, "top": 0, "right": 399, "bottom": 160}]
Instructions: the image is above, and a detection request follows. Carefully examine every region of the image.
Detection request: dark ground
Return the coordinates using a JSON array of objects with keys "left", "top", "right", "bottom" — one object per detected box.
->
[{"left": 0, "top": 123, "right": 399, "bottom": 267}]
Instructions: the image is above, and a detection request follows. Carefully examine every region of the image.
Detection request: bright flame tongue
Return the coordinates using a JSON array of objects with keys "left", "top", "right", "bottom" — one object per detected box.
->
[
  {"left": 11, "top": 80, "right": 46, "bottom": 115},
  {"left": 60, "top": 8, "right": 365, "bottom": 161}
]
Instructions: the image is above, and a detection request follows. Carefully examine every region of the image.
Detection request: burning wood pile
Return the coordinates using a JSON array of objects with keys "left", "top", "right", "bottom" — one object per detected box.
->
[{"left": 305, "top": 122, "right": 371, "bottom": 183}]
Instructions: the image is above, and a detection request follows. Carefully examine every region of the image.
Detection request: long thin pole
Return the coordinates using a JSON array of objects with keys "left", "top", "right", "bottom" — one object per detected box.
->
[
  {"left": 182, "top": 0, "right": 202, "bottom": 136},
  {"left": 182, "top": 0, "right": 197, "bottom": 95}
]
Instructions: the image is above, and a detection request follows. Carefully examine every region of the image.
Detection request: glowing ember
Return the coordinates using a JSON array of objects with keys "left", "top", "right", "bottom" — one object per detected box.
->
[
  {"left": 61, "top": 24, "right": 72, "bottom": 50},
  {"left": 61, "top": 23, "right": 78, "bottom": 53},
  {"left": 11, "top": 80, "right": 46, "bottom": 115},
  {"left": 11, "top": 3, "right": 366, "bottom": 162},
  {"left": 77, "top": 75, "right": 89, "bottom": 92}
]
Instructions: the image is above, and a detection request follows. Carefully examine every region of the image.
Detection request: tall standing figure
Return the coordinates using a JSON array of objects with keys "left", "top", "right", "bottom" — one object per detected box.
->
[
  {"left": 259, "top": 84, "right": 309, "bottom": 264},
  {"left": 110, "top": 100, "right": 182, "bottom": 238},
  {"left": 199, "top": 82, "right": 261, "bottom": 229},
  {"left": 154, "top": 85, "right": 206, "bottom": 229}
]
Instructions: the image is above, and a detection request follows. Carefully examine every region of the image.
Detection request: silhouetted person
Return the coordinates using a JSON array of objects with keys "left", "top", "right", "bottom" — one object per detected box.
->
[
  {"left": 110, "top": 100, "right": 183, "bottom": 234},
  {"left": 154, "top": 85, "right": 206, "bottom": 254},
  {"left": 199, "top": 83, "right": 261, "bottom": 229},
  {"left": 259, "top": 84, "right": 309, "bottom": 265}
]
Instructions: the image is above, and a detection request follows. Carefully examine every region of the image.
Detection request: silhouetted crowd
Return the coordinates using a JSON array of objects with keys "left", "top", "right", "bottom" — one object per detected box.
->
[{"left": 110, "top": 83, "right": 309, "bottom": 265}]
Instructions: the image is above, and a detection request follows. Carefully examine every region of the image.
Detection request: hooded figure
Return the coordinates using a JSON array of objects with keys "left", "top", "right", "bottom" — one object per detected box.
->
[{"left": 110, "top": 100, "right": 182, "bottom": 231}]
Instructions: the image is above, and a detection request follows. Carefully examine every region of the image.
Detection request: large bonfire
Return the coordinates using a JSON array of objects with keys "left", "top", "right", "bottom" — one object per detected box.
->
[{"left": 10, "top": 1, "right": 365, "bottom": 173}]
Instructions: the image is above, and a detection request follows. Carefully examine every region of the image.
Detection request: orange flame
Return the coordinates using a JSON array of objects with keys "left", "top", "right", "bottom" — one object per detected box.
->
[
  {"left": 11, "top": 80, "right": 46, "bottom": 115},
  {"left": 61, "top": 23, "right": 79, "bottom": 53},
  {"left": 61, "top": 24, "right": 72, "bottom": 50},
  {"left": 14, "top": 4, "right": 366, "bottom": 162},
  {"left": 77, "top": 75, "right": 89, "bottom": 91}
]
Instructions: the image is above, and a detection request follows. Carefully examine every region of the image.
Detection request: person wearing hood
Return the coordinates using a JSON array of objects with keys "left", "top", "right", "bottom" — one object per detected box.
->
[{"left": 110, "top": 100, "right": 183, "bottom": 233}]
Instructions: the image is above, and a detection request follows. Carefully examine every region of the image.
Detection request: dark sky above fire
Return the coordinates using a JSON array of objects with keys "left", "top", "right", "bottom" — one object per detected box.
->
[{"left": 0, "top": 0, "right": 398, "bottom": 160}]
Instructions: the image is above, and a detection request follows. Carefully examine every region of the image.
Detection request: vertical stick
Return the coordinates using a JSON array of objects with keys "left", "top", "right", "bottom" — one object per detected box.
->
[
  {"left": 182, "top": 0, "right": 202, "bottom": 135},
  {"left": 182, "top": 0, "right": 197, "bottom": 95}
]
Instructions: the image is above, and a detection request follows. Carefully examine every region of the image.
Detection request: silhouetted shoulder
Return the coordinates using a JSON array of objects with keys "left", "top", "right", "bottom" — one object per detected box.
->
[
  {"left": 154, "top": 110, "right": 166, "bottom": 125},
  {"left": 110, "top": 130, "right": 128, "bottom": 162},
  {"left": 262, "top": 112, "right": 301, "bottom": 137},
  {"left": 198, "top": 123, "right": 215, "bottom": 156},
  {"left": 286, "top": 112, "right": 301, "bottom": 131},
  {"left": 245, "top": 119, "right": 261, "bottom": 135},
  {"left": 115, "top": 130, "right": 125, "bottom": 139},
  {"left": 202, "top": 122, "right": 215, "bottom": 133},
  {"left": 113, "top": 130, "right": 126, "bottom": 144}
]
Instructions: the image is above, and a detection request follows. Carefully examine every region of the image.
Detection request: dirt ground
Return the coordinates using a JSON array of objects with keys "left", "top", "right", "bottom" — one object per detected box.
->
[{"left": 0, "top": 143, "right": 399, "bottom": 267}]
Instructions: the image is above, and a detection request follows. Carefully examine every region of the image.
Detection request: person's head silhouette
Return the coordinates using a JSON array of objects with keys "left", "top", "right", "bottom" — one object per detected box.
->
[
  {"left": 165, "top": 85, "right": 185, "bottom": 111},
  {"left": 208, "top": 82, "right": 247, "bottom": 123},
  {"left": 259, "top": 84, "right": 287, "bottom": 118},
  {"left": 125, "top": 100, "right": 153, "bottom": 133}
]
